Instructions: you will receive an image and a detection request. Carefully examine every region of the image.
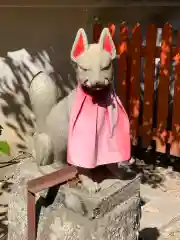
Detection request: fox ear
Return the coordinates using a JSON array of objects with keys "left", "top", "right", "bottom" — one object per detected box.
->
[
  {"left": 99, "top": 28, "right": 116, "bottom": 59},
  {"left": 71, "top": 28, "right": 88, "bottom": 62}
]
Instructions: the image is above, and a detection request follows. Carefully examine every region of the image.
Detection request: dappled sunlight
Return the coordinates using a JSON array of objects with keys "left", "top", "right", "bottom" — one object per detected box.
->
[
  {"left": 141, "top": 118, "right": 153, "bottom": 131},
  {"left": 130, "top": 76, "right": 134, "bottom": 83},
  {"left": 173, "top": 53, "right": 180, "bottom": 63},
  {"left": 122, "top": 80, "right": 126, "bottom": 86},
  {"left": 0, "top": 48, "right": 74, "bottom": 155},
  {"left": 132, "top": 23, "right": 140, "bottom": 34},
  {"left": 160, "top": 50, "right": 169, "bottom": 76},
  {"left": 119, "top": 42, "right": 127, "bottom": 55},
  {"left": 130, "top": 99, "right": 140, "bottom": 118},
  {"left": 144, "top": 100, "right": 151, "bottom": 106},
  {"left": 121, "top": 25, "right": 128, "bottom": 35},
  {"left": 161, "top": 41, "right": 171, "bottom": 53},
  {"left": 169, "top": 124, "right": 180, "bottom": 144},
  {"left": 173, "top": 123, "right": 180, "bottom": 133}
]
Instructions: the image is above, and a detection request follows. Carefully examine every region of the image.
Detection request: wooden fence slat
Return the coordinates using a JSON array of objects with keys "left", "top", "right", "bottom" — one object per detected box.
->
[
  {"left": 116, "top": 22, "right": 129, "bottom": 111},
  {"left": 108, "top": 24, "right": 116, "bottom": 40},
  {"left": 155, "top": 23, "right": 172, "bottom": 153},
  {"left": 170, "top": 29, "right": 180, "bottom": 156},
  {"left": 93, "top": 23, "right": 102, "bottom": 43},
  {"left": 108, "top": 24, "right": 117, "bottom": 52},
  {"left": 141, "top": 24, "right": 157, "bottom": 148},
  {"left": 129, "top": 23, "right": 142, "bottom": 146}
]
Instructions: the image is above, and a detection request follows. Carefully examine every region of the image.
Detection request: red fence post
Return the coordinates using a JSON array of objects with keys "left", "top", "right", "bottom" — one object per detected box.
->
[
  {"left": 117, "top": 22, "right": 129, "bottom": 112},
  {"left": 141, "top": 24, "right": 157, "bottom": 148},
  {"left": 170, "top": 29, "right": 180, "bottom": 157},
  {"left": 155, "top": 23, "right": 172, "bottom": 153},
  {"left": 129, "top": 23, "right": 142, "bottom": 146}
]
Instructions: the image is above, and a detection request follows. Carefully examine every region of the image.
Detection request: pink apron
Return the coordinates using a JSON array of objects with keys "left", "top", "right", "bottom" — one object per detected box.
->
[{"left": 67, "top": 86, "right": 130, "bottom": 168}]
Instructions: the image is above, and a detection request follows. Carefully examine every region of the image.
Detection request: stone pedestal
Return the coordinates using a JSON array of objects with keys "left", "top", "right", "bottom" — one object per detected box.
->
[{"left": 8, "top": 157, "right": 141, "bottom": 240}]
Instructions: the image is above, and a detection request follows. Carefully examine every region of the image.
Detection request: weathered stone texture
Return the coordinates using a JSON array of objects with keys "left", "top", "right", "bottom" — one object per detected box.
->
[{"left": 8, "top": 158, "right": 141, "bottom": 240}]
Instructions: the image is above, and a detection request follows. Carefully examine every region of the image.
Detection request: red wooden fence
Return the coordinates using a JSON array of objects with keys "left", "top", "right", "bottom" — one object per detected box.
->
[{"left": 93, "top": 23, "right": 180, "bottom": 157}]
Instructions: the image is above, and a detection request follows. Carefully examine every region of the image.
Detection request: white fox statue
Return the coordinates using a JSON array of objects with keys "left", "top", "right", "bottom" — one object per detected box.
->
[{"left": 29, "top": 27, "right": 131, "bottom": 193}]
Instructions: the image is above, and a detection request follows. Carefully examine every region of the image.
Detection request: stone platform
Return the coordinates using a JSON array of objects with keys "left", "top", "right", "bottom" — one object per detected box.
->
[{"left": 7, "top": 158, "right": 141, "bottom": 240}]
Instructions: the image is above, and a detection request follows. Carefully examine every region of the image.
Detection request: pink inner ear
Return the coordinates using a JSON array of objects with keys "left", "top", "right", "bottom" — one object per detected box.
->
[
  {"left": 72, "top": 33, "right": 85, "bottom": 58},
  {"left": 103, "top": 35, "right": 113, "bottom": 55}
]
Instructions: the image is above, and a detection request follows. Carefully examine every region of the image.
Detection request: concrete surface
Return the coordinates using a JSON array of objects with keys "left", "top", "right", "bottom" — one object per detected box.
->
[
  {"left": 141, "top": 186, "right": 180, "bottom": 230},
  {"left": 139, "top": 167, "right": 180, "bottom": 239}
]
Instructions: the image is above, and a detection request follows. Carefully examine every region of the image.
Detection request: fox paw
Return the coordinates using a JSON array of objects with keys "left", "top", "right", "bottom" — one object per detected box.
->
[{"left": 79, "top": 174, "right": 101, "bottom": 194}]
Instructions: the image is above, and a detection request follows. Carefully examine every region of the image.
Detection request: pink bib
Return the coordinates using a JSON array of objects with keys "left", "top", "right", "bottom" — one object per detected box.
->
[{"left": 67, "top": 86, "right": 130, "bottom": 169}]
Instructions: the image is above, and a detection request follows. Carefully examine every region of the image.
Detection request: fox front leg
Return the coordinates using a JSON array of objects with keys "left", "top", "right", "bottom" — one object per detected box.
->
[
  {"left": 33, "top": 132, "right": 69, "bottom": 175},
  {"left": 33, "top": 132, "right": 54, "bottom": 166}
]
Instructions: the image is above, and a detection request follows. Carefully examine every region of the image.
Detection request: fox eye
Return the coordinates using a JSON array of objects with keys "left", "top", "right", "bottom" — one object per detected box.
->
[
  {"left": 79, "top": 65, "right": 88, "bottom": 71},
  {"left": 101, "top": 63, "right": 111, "bottom": 71}
]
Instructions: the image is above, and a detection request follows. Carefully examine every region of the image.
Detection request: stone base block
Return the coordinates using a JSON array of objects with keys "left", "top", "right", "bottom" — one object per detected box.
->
[{"left": 8, "top": 158, "right": 141, "bottom": 240}]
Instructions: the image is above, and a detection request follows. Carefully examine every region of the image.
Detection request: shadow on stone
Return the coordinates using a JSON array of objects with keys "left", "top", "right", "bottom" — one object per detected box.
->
[
  {"left": 90, "top": 165, "right": 138, "bottom": 184},
  {"left": 0, "top": 211, "right": 8, "bottom": 240},
  {"left": 0, "top": 177, "right": 14, "bottom": 240},
  {"left": 36, "top": 184, "right": 61, "bottom": 235},
  {"left": 139, "top": 227, "right": 160, "bottom": 240}
]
